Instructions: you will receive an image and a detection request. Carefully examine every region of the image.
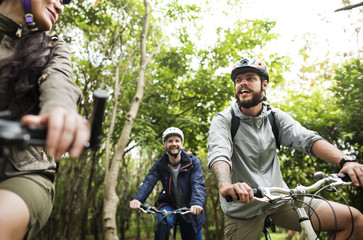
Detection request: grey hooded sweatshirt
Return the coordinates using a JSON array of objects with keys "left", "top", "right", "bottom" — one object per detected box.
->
[{"left": 207, "top": 101, "right": 323, "bottom": 219}]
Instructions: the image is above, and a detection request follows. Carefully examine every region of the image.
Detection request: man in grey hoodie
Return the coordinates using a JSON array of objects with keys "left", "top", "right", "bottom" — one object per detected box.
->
[{"left": 207, "top": 58, "right": 363, "bottom": 239}]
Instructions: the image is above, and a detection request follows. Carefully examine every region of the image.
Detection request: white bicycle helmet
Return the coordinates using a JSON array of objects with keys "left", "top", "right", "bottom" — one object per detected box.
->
[{"left": 162, "top": 127, "right": 184, "bottom": 143}]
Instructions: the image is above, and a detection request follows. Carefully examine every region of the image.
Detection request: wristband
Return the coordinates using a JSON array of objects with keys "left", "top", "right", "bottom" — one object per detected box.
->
[{"left": 339, "top": 156, "right": 357, "bottom": 168}]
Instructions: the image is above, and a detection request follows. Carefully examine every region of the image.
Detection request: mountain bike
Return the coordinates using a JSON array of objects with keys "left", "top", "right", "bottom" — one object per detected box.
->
[
  {"left": 140, "top": 204, "right": 191, "bottom": 240},
  {"left": 226, "top": 171, "right": 354, "bottom": 240},
  {"left": 0, "top": 89, "right": 107, "bottom": 155}
]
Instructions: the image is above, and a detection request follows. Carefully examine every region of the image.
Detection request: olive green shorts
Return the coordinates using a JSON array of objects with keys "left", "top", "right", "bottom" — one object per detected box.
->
[
  {"left": 224, "top": 197, "right": 323, "bottom": 240},
  {"left": 0, "top": 174, "right": 55, "bottom": 239}
]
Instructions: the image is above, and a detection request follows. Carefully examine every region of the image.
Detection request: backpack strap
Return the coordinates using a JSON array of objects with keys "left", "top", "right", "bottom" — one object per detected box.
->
[
  {"left": 266, "top": 105, "right": 280, "bottom": 150},
  {"left": 230, "top": 106, "right": 280, "bottom": 150},
  {"left": 230, "top": 107, "right": 239, "bottom": 141}
]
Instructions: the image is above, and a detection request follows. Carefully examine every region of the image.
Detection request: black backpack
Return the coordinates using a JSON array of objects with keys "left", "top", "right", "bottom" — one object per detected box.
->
[{"left": 230, "top": 106, "right": 281, "bottom": 150}]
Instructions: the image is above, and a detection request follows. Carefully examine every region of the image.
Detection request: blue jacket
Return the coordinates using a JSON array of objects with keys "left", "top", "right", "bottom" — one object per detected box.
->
[{"left": 133, "top": 149, "right": 206, "bottom": 232}]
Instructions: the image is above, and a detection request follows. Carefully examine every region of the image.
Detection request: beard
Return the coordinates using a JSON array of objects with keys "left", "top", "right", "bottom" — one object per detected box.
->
[
  {"left": 235, "top": 87, "right": 265, "bottom": 109},
  {"left": 166, "top": 145, "right": 181, "bottom": 158}
]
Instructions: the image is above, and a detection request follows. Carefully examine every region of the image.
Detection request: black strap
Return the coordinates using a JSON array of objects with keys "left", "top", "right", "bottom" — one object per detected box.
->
[
  {"left": 263, "top": 215, "right": 275, "bottom": 240},
  {"left": 230, "top": 108, "right": 239, "bottom": 141},
  {"left": 267, "top": 106, "right": 280, "bottom": 150},
  {"left": 173, "top": 221, "right": 178, "bottom": 240},
  {"left": 230, "top": 107, "right": 280, "bottom": 150}
]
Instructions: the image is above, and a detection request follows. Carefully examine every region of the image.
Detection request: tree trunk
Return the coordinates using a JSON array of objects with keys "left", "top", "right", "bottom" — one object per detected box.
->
[{"left": 103, "top": 0, "right": 150, "bottom": 239}]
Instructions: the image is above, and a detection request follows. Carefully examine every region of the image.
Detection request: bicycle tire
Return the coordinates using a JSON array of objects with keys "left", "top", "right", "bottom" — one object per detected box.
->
[{"left": 158, "top": 217, "right": 168, "bottom": 240}]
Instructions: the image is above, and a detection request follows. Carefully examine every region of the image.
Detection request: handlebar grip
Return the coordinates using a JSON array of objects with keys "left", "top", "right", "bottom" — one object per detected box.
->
[
  {"left": 225, "top": 195, "right": 234, "bottom": 202},
  {"left": 88, "top": 90, "right": 108, "bottom": 150},
  {"left": 140, "top": 204, "right": 148, "bottom": 210},
  {"left": 26, "top": 124, "right": 47, "bottom": 145},
  {"left": 225, "top": 187, "right": 263, "bottom": 202},
  {"left": 253, "top": 187, "right": 263, "bottom": 198},
  {"left": 337, "top": 173, "right": 351, "bottom": 182}
]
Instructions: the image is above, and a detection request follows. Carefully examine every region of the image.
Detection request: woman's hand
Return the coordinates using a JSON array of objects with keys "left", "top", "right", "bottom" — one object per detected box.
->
[{"left": 21, "top": 107, "right": 90, "bottom": 160}]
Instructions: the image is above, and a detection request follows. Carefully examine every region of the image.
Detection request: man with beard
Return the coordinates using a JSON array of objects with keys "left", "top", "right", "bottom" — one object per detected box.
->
[
  {"left": 130, "top": 127, "right": 206, "bottom": 240},
  {"left": 207, "top": 58, "right": 363, "bottom": 239}
]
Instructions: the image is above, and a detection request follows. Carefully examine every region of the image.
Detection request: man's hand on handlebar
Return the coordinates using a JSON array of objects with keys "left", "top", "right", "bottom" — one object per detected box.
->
[
  {"left": 129, "top": 199, "right": 142, "bottom": 210},
  {"left": 220, "top": 182, "right": 254, "bottom": 203},
  {"left": 339, "top": 162, "right": 363, "bottom": 187},
  {"left": 21, "top": 107, "right": 90, "bottom": 160},
  {"left": 190, "top": 205, "right": 203, "bottom": 215}
]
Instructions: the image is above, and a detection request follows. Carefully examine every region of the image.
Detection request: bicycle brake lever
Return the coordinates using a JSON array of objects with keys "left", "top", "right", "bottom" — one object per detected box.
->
[
  {"left": 0, "top": 119, "right": 30, "bottom": 147},
  {"left": 139, "top": 204, "right": 150, "bottom": 213},
  {"left": 178, "top": 207, "right": 191, "bottom": 215},
  {"left": 179, "top": 207, "right": 189, "bottom": 211},
  {"left": 140, "top": 204, "right": 149, "bottom": 210},
  {"left": 0, "top": 110, "right": 11, "bottom": 119}
]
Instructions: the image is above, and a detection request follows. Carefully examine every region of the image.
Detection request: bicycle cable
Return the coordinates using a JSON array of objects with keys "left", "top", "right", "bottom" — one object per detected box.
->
[
  {"left": 296, "top": 193, "right": 328, "bottom": 239},
  {"left": 304, "top": 182, "right": 354, "bottom": 240},
  {"left": 328, "top": 184, "right": 355, "bottom": 240},
  {"left": 270, "top": 191, "right": 338, "bottom": 240}
]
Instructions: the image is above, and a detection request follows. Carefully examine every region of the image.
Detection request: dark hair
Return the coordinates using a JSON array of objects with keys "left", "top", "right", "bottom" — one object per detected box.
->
[{"left": 0, "top": 32, "right": 56, "bottom": 118}]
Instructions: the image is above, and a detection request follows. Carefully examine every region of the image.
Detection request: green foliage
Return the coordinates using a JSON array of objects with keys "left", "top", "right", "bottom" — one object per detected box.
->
[
  {"left": 277, "top": 55, "right": 363, "bottom": 212},
  {"left": 163, "top": 1, "right": 201, "bottom": 22},
  {"left": 212, "top": 20, "right": 278, "bottom": 68},
  {"left": 331, "top": 59, "right": 363, "bottom": 151}
]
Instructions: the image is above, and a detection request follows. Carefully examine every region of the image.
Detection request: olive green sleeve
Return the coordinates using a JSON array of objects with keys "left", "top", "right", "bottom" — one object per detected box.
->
[{"left": 38, "top": 37, "right": 81, "bottom": 114}]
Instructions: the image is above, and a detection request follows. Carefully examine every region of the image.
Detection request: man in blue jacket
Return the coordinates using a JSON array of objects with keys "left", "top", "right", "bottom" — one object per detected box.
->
[{"left": 130, "top": 127, "right": 206, "bottom": 240}]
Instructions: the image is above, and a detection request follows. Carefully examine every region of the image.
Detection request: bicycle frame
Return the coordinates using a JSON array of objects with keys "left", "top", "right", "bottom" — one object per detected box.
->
[
  {"left": 226, "top": 172, "right": 353, "bottom": 240},
  {"left": 253, "top": 172, "right": 352, "bottom": 240},
  {"left": 258, "top": 187, "right": 317, "bottom": 239}
]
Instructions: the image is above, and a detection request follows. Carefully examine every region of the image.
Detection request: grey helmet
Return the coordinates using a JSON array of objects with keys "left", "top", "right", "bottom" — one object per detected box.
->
[{"left": 231, "top": 58, "right": 269, "bottom": 83}]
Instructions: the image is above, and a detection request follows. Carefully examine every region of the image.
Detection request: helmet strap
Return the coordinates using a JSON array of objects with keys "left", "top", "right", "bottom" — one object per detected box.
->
[
  {"left": 166, "top": 149, "right": 181, "bottom": 159},
  {"left": 257, "top": 78, "right": 267, "bottom": 104},
  {"left": 258, "top": 95, "right": 267, "bottom": 104},
  {"left": 21, "top": 0, "right": 38, "bottom": 31},
  {"left": 247, "top": 80, "right": 267, "bottom": 107},
  {"left": 255, "top": 82, "right": 267, "bottom": 105}
]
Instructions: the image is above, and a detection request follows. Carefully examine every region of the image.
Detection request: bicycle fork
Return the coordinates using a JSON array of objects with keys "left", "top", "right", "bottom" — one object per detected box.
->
[
  {"left": 158, "top": 216, "right": 169, "bottom": 240},
  {"left": 262, "top": 216, "right": 275, "bottom": 240},
  {"left": 295, "top": 201, "right": 319, "bottom": 240}
]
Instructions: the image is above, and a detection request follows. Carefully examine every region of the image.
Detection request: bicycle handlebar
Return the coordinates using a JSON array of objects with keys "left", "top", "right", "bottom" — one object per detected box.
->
[
  {"left": 0, "top": 90, "right": 108, "bottom": 152},
  {"left": 225, "top": 172, "right": 352, "bottom": 203},
  {"left": 88, "top": 90, "right": 108, "bottom": 150},
  {"left": 140, "top": 204, "right": 191, "bottom": 217}
]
